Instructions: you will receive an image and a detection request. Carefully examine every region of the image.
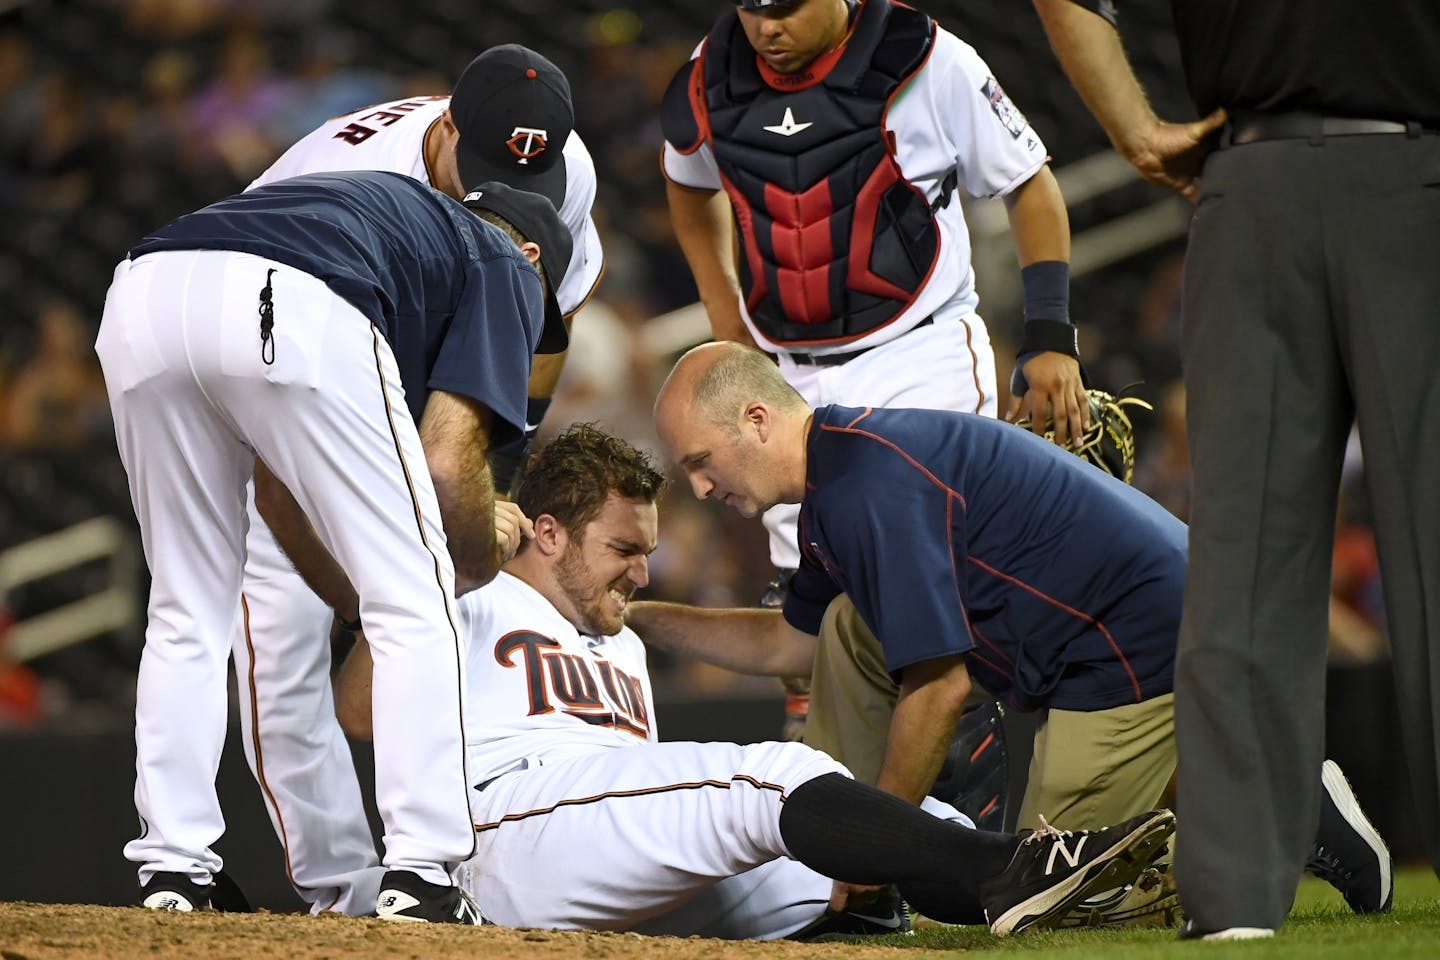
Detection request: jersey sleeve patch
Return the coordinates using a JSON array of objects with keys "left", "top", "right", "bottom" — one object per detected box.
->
[
  {"left": 661, "top": 58, "right": 706, "bottom": 154},
  {"left": 981, "top": 77, "right": 1028, "bottom": 139}
]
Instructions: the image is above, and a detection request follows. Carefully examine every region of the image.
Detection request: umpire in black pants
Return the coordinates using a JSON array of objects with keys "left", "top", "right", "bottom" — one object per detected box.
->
[{"left": 1031, "top": 0, "right": 1440, "bottom": 938}]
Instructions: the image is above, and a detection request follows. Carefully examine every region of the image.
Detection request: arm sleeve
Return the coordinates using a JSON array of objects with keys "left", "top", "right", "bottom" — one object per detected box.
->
[
  {"left": 556, "top": 132, "right": 605, "bottom": 315},
  {"left": 929, "top": 31, "right": 1049, "bottom": 199},
  {"left": 427, "top": 254, "right": 542, "bottom": 447},
  {"left": 818, "top": 470, "right": 977, "bottom": 675},
  {"left": 782, "top": 553, "right": 842, "bottom": 636}
]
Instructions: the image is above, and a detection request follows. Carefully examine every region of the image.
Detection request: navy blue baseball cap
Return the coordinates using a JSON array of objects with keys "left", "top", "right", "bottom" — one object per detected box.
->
[
  {"left": 451, "top": 45, "right": 573, "bottom": 210},
  {"left": 462, "top": 181, "right": 572, "bottom": 355}
]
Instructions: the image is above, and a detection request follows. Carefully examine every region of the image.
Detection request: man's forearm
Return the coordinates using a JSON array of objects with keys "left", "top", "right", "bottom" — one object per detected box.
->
[
  {"left": 419, "top": 390, "right": 503, "bottom": 594},
  {"left": 873, "top": 657, "right": 971, "bottom": 804},
  {"left": 626, "top": 601, "right": 816, "bottom": 677},
  {"left": 665, "top": 180, "right": 748, "bottom": 343},
  {"left": 1032, "top": 0, "right": 1157, "bottom": 157},
  {"left": 430, "top": 449, "right": 502, "bottom": 594},
  {"left": 1004, "top": 165, "right": 1071, "bottom": 267},
  {"left": 253, "top": 459, "right": 359, "bottom": 621}
]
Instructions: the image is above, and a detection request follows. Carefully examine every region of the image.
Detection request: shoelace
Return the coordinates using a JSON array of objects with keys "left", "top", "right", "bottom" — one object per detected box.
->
[
  {"left": 1022, "top": 814, "right": 1078, "bottom": 846},
  {"left": 1306, "top": 845, "right": 1353, "bottom": 883}
]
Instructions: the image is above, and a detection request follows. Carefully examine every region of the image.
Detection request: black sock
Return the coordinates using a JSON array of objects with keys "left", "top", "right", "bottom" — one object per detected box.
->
[{"left": 779, "top": 773, "right": 1018, "bottom": 894}]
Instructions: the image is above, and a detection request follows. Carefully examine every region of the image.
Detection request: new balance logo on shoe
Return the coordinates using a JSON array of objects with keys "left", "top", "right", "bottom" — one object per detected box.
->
[
  {"left": 1045, "top": 833, "right": 1087, "bottom": 874},
  {"left": 143, "top": 894, "right": 190, "bottom": 911},
  {"left": 375, "top": 870, "right": 485, "bottom": 925}
]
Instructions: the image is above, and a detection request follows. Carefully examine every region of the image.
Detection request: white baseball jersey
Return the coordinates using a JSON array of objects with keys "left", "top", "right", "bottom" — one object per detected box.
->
[
  {"left": 253, "top": 95, "right": 605, "bottom": 316},
  {"left": 459, "top": 572, "right": 659, "bottom": 785},
  {"left": 230, "top": 95, "right": 607, "bottom": 915},
  {"left": 453, "top": 572, "right": 837, "bottom": 937},
  {"left": 664, "top": 24, "right": 1040, "bottom": 569}
]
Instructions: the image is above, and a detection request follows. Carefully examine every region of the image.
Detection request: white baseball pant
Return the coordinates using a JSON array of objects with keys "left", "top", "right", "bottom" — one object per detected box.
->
[
  {"left": 232, "top": 514, "right": 385, "bottom": 913},
  {"left": 98, "top": 249, "right": 475, "bottom": 889}
]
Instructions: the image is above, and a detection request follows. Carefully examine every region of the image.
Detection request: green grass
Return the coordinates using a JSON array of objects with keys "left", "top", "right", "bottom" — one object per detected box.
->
[{"left": 882, "top": 867, "right": 1440, "bottom": 958}]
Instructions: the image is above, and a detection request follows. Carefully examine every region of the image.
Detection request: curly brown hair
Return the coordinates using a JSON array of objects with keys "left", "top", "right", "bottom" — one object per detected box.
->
[{"left": 515, "top": 423, "right": 667, "bottom": 538}]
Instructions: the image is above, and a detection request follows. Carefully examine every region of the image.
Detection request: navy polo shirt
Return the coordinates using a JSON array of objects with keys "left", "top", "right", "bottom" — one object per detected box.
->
[
  {"left": 783, "top": 405, "right": 1187, "bottom": 712},
  {"left": 130, "top": 170, "right": 541, "bottom": 437}
]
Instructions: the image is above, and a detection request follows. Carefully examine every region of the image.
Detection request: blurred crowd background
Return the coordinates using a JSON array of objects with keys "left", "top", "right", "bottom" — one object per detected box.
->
[{"left": 0, "top": 0, "right": 1386, "bottom": 736}]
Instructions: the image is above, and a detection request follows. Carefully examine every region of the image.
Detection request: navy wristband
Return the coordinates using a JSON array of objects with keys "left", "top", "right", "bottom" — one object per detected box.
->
[{"left": 1018, "top": 261, "right": 1078, "bottom": 360}]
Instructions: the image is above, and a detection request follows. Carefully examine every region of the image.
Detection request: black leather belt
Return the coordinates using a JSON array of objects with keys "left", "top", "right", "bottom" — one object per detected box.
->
[
  {"left": 1225, "top": 112, "right": 1437, "bottom": 146},
  {"left": 786, "top": 316, "right": 934, "bottom": 367}
]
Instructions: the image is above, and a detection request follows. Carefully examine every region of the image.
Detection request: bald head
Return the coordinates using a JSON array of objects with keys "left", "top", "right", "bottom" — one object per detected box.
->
[
  {"left": 654, "top": 342, "right": 813, "bottom": 515},
  {"left": 656, "top": 341, "right": 807, "bottom": 432}
]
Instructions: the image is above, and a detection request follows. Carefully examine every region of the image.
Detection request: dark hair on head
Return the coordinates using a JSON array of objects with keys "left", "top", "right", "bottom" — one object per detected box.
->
[{"left": 515, "top": 423, "right": 667, "bottom": 538}]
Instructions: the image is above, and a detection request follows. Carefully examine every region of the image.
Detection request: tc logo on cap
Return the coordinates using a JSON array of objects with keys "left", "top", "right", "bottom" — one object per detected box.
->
[{"left": 506, "top": 126, "right": 549, "bottom": 164}]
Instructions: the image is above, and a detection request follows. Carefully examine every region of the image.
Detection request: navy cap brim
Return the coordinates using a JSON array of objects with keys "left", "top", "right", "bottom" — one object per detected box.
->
[{"left": 456, "top": 138, "right": 569, "bottom": 210}]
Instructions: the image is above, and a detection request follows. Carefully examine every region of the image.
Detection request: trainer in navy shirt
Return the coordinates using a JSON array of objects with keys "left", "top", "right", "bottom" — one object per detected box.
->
[
  {"left": 131, "top": 170, "right": 561, "bottom": 434},
  {"left": 782, "top": 404, "right": 1187, "bottom": 712}
]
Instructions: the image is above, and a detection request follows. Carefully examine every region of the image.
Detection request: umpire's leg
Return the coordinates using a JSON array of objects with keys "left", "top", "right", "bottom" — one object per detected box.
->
[
  {"left": 1174, "top": 138, "right": 1354, "bottom": 931},
  {"left": 1329, "top": 132, "right": 1440, "bottom": 876}
]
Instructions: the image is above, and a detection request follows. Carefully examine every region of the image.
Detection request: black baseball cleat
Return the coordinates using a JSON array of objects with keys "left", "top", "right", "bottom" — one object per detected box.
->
[
  {"left": 1306, "top": 759, "right": 1393, "bottom": 914},
  {"left": 376, "top": 870, "right": 486, "bottom": 924},
  {"left": 789, "top": 886, "right": 912, "bottom": 941},
  {"left": 140, "top": 871, "right": 213, "bottom": 911},
  {"left": 981, "top": 809, "right": 1176, "bottom": 936}
]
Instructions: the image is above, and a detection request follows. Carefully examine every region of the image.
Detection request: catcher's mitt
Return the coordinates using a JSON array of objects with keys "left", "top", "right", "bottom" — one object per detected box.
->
[{"left": 1015, "top": 389, "right": 1153, "bottom": 484}]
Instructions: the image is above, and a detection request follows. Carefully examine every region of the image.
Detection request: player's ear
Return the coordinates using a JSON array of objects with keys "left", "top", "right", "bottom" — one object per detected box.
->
[
  {"left": 518, "top": 240, "right": 541, "bottom": 268},
  {"left": 745, "top": 401, "right": 770, "bottom": 441},
  {"left": 531, "top": 513, "right": 563, "bottom": 556}
]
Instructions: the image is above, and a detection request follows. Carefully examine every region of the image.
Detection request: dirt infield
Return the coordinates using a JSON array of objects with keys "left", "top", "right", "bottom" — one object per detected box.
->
[{"left": 0, "top": 904, "right": 945, "bottom": 960}]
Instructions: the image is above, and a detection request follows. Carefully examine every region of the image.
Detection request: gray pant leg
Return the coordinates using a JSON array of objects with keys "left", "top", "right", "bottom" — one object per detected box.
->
[
  {"left": 1329, "top": 133, "right": 1440, "bottom": 876},
  {"left": 1175, "top": 140, "right": 1352, "bottom": 931}
]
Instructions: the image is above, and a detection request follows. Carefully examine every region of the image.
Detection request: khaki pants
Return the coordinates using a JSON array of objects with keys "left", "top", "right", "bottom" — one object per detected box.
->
[{"left": 803, "top": 595, "right": 1175, "bottom": 832}]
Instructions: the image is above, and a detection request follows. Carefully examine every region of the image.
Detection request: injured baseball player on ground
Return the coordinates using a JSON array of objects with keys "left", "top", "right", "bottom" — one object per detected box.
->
[{"left": 334, "top": 423, "right": 1175, "bottom": 938}]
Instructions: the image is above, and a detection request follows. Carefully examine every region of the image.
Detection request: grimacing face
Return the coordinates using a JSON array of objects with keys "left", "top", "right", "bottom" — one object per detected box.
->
[
  {"left": 736, "top": 0, "right": 849, "bottom": 75},
  {"left": 552, "top": 494, "right": 658, "bottom": 637}
]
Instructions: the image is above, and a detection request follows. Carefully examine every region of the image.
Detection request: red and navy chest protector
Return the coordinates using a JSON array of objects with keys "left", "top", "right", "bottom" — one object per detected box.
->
[{"left": 663, "top": 0, "right": 941, "bottom": 347}]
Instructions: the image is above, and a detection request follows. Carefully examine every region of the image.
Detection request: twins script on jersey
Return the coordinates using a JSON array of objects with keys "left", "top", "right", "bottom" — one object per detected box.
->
[{"left": 460, "top": 572, "right": 658, "bottom": 787}]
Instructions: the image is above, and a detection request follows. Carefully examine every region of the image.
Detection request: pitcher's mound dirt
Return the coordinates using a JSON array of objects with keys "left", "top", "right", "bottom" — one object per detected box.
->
[{"left": 0, "top": 903, "right": 955, "bottom": 960}]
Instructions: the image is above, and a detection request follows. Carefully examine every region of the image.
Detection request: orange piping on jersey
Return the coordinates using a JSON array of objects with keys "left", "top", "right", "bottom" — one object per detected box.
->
[
  {"left": 371, "top": 327, "right": 476, "bottom": 860},
  {"left": 960, "top": 316, "right": 985, "bottom": 412},
  {"left": 562, "top": 259, "right": 606, "bottom": 320},
  {"left": 818, "top": 414, "right": 969, "bottom": 510},
  {"left": 474, "top": 775, "right": 788, "bottom": 832},
  {"left": 818, "top": 409, "right": 978, "bottom": 650},
  {"left": 241, "top": 596, "right": 305, "bottom": 898},
  {"left": 421, "top": 113, "right": 446, "bottom": 189},
  {"left": 967, "top": 555, "right": 1144, "bottom": 703}
]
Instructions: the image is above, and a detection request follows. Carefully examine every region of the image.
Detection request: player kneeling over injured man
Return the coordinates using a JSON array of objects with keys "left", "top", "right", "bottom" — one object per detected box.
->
[
  {"left": 634, "top": 340, "right": 1393, "bottom": 928},
  {"left": 334, "top": 423, "right": 1175, "bottom": 937}
]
